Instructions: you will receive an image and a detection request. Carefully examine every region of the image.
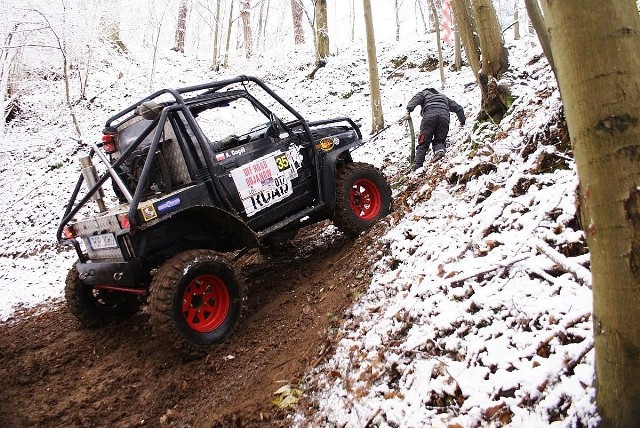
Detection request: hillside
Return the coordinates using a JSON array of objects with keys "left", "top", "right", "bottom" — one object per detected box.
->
[{"left": 0, "top": 34, "right": 597, "bottom": 427}]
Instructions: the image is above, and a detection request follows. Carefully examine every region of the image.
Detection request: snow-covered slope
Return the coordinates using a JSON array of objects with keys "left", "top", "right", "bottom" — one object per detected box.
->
[
  {"left": 0, "top": 32, "right": 596, "bottom": 426},
  {"left": 294, "top": 43, "right": 597, "bottom": 427}
]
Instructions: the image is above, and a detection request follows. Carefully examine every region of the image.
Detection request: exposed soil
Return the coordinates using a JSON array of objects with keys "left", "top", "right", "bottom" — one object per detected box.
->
[{"left": 0, "top": 221, "right": 388, "bottom": 428}]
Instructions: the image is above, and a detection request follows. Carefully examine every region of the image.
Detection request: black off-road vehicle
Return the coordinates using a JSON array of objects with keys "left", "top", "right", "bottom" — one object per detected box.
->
[{"left": 57, "top": 76, "right": 391, "bottom": 356}]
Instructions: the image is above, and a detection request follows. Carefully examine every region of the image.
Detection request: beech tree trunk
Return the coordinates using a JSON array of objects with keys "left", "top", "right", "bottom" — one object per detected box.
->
[
  {"left": 471, "top": 0, "right": 508, "bottom": 79},
  {"left": 101, "top": 0, "right": 127, "bottom": 53},
  {"left": 453, "top": 0, "right": 509, "bottom": 122},
  {"left": 525, "top": 0, "right": 556, "bottom": 75},
  {"left": 363, "top": 0, "right": 384, "bottom": 132},
  {"left": 291, "top": 0, "right": 305, "bottom": 44},
  {"left": 240, "top": 0, "right": 253, "bottom": 58},
  {"left": 539, "top": 2, "right": 640, "bottom": 426},
  {"left": 315, "top": 0, "right": 329, "bottom": 59},
  {"left": 224, "top": 0, "right": 234, "bottom": 66},
  {"left": 429, "top": 0, "right": 445, "bottom": 88},
  {"left": 256, "top": 0, "right": 266, "bottom": 50},
  {"left": 451, "top": 0, "right": 481, "bottom": 79},
  {"left": 394, "top": 0, "right": 400, "bottom": 41},
  {"left": 173, "top": 0, "right": 188, "bottom": 53},
  {"left": 212, "top": 0, "right": 221, "bottom": 69}
]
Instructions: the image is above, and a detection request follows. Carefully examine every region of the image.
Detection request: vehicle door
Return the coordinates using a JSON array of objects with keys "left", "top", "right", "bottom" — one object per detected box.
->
[{"left": 193, "top": 97, "right": 318, "bottom": 230}]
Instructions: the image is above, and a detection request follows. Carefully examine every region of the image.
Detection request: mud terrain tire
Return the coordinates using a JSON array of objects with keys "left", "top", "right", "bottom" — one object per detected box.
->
[
  {"left": 149, "top": 249, "right": 245, "bottom": 357},
  {"left": 65, "top": 265, "right": 141, "bottom": 327},
  {"left": 332, "top": 162, "right": 392, "bottom": 237}
]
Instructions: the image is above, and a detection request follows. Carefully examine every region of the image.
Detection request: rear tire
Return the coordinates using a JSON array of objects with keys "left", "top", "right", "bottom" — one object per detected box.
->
[
  {"left": 149, "top": 250, "right": 245, "bottom": 358},
  {"left": 65, "top": 265, "right": 141, "bottom": 327},
  {"left": 332, "top": 162, "right": 392, "bottom": 237}
]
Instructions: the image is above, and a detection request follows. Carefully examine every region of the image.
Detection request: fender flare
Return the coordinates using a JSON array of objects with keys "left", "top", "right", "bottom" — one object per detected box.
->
[
  {"left": 319, "top": 144, "right": 361, "bottom": 210},
  {"left": 140, "top": 205, "right": 259, "bottom": 252}
]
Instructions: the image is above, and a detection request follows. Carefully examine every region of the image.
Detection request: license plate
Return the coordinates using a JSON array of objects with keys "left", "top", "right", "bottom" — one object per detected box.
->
[{"left": 88, "top": 233, "right": 118, "bottom": 250}]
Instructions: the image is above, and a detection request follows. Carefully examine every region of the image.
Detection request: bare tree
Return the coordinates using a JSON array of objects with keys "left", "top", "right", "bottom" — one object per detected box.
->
[
  {"left": 290, "top": 0, "right": 305, "bottom": 44},
  {"left": 1, "top": 23, "right": 23, "bottom": 133},
  {"left": 363, "top": 0, "right": 384, "bottom": 132},
  {"left": 173, "top": 0, "right": 188, "bottom": 53},
  {"left": 428, "top": 0, "right": 445, "bottom": 87},
  {"left": 315, "top": 0, "right": 329, "bottom": 59},
  {"left": 100, "top": 0, "right": 127, "bottom": 53},
  {"left": 538, "top": 2, "right": 640, "bottom": 426},
  {"left": 240, "top": 0, "right": 253, "bottom": 58},
  {"left": 224, "top": 0, "right": 234, "bottom": 66},
  {"left": 525, "top": 0, "right": 555, "bottom": 75},
  {"left": 256, "top": 0, "right": 266, "bottom": 50},
  {"left": 394, "top": 0, "right": 401, "bottom": 41},
  {"left": 212, "top": 0, "right": 221, "bottom": 69},
  {"left": 451, "top": 0, "right": 480, "bottom": 76},
  {"left": 452, "top": 0, "right": 510, "bottom": 122},
  {"left": 513, "top": 5, "right": 520, "bottom": 40}
]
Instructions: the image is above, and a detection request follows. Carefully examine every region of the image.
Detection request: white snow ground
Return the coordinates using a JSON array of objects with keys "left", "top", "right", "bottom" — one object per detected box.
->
[{"left": 0, "top": 27, "right": 597, "bottom": 427}]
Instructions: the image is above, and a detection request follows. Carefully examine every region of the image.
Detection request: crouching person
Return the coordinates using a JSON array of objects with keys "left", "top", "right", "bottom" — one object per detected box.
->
[{"left": 399, "top": 87, "right": 465, "bottom": 170}]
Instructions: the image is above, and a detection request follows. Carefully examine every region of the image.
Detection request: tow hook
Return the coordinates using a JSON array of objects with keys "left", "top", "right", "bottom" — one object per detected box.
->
[
  {"left": 80, "top": 269, "right": 95, "bottom": 281},
  {"left": 113, "top": 272, "right": 124, "bottom": 281}
]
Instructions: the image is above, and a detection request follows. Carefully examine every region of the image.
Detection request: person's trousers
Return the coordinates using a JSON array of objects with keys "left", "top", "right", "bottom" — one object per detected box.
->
[{"left": 414, "top": 113, "right": 450, "bottom": 169}]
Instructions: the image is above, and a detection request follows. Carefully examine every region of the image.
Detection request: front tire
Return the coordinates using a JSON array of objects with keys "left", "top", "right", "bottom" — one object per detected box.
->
[
  {"left": 149, "top": 250, "right": 245, "bottom": 357},
  {"left": 65, "top": 265, "right": 141, "bottom": 327},
  {"left": 332, "top": 162, "right": 392, "bottom": 237}
]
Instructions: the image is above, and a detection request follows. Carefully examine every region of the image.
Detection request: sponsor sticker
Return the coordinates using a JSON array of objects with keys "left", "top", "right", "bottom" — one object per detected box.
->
[
  {"left": 225, "top": 146, "right": 246, "bottom": 158},
  {"left": 231, "top": 151, "right": 298, "bottom": 217},
  {"left": 157, "top": 197, "right": 181, "bottom": 213},
  {"left": 140, "top": 204, "right": 157, "bottom": 222},
  {"left": 215, "top": 153, "right": 226, "bottom": 161}
]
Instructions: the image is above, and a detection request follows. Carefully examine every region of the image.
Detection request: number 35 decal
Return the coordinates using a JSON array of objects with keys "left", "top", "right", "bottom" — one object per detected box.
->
[{"left": 274, "top": 153, "right": 290, "bottom": 171}]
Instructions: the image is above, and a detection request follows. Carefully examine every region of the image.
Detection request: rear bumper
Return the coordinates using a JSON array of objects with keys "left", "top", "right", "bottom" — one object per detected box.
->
[{"left": 76, "top": 258, "right": 143, "bottom": 288}]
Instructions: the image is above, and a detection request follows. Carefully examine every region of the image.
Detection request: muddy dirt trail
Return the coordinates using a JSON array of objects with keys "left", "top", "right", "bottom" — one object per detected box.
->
[{"left": 0, "top": 221, "right": 388, "bottom": 428}]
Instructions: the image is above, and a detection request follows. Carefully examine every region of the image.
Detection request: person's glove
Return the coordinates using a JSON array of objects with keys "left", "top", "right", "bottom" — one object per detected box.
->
[{"left": 398, "top": 111, "right": 411, "bottom": 124}]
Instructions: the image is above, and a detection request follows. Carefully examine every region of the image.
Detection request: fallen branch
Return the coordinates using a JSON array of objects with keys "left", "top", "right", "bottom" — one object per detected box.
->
[
  {"left": 535, "top": 238, "right": 591, "bottom": 287},
  {"left": 534, "top": 312, "right": 591, "bottom": 357},
  {"left": 442, "top": 253, "right": 530, "bottom": 286}
]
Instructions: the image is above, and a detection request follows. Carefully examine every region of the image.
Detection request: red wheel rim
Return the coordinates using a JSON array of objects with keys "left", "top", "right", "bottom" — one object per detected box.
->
[
  {"left": 181, "top": 274, "right": 230, "bottom": 333},
  {"left": 349, "top": 178, "right": 382, "bottom": 221}
]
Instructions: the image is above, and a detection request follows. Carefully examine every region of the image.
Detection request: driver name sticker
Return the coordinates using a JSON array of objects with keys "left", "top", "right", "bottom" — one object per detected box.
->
[{"left": 231, "top": 151, "right": 298, "bottom": 217}]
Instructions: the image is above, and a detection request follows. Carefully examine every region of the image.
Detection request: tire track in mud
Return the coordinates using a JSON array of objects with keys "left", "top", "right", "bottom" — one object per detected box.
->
[{"left": 0, "top": 220, "right": 388, "bottom": 427}]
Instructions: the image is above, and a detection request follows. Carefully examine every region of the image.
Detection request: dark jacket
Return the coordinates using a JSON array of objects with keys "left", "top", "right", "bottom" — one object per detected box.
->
[{"left": 406, "top": 88, "right": 465, "bottom": 124}]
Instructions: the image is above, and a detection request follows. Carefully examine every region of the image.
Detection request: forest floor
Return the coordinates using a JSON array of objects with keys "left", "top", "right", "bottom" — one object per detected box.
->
[{"left": 0, "top": 219, "right": 391, "bottom": 427}]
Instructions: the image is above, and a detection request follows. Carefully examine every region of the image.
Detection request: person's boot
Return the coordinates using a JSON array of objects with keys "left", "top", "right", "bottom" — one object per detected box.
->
[{"left": 432, "top": 149, "right": 445, "bottom": 162}]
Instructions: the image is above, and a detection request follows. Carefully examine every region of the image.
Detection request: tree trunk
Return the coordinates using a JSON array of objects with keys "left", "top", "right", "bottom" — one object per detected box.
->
[
  {"left": 471, "top": 0, "right": 508, "bottom": 79},
  {"left": 212, "top": 0, "right": 221, "bottom": 69},
  {"left": 416, "top": 0, "right": 429, "bottom": 34},
  {"left": 224, "top": 0, "right": 234, "bottom": 66},
  {"left": 315, "top": 0, "right": 329, "bottom": 59},
  {"left": 240, "top": 0, "right": 253, "bottom": 58},
  {"left": 262, "top": 0, "right": 271, "bottom": 50},
  {"left": 525, "top": 0, "right": 556, "bottom": 75},
  {"left": 451, "top": 0, "right": 481, "bottom": 80},
  {"left": 100, "top": 0, "right": 127, "bottom": 53},
  {"left": 362, "top": 0, "right": 384, "bottom": 132},
  {"left": 540, "top": 2, "right": 640, "bottom": 426},
  {"left": 173, "top": 0, "right": 188, "bottom": 53},
  {"left": 351, "top": 0, "right": 355, "bottom": 41},
  {"left": 429, "top": 0, "right": 445, "bottom": 88},
  {"left": 454, "top": 29, "right": 462, "bottom": 70},
  {"left": 395, "top": 0, "right": 400, "bottom": 41},
  {"left": 291, "top": 0, "right": 305, "bottom": 44},
  {"left": 514, "top": 7, "right": 520, "bottom": 40},
  {"left": 470, "top": 0, "right": 509, "bottom": 122},
  {"left": 256, "top": 0, "right": 266, "bottom": 50}
]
